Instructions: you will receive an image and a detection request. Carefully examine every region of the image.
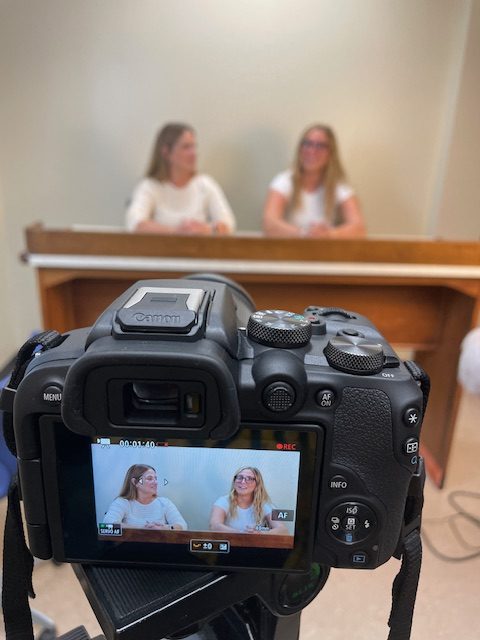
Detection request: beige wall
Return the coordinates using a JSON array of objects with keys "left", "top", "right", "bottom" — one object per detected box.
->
[
  {"left": 0, "top": 0, "right": 478, "bottom": 348},
  {"left": 0, "top": 182, "right": 15, "bottom": 365},
  {"left": 435, "top": 0, "right": 480, "bottom": 239}
]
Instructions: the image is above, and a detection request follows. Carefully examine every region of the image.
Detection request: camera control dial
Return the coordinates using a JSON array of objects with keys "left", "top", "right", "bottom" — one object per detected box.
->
[
  {"left": 247, "top": 310, "right": 312, "bottom": 348},
  {"left": 324, "top": 335, "right": 384, "bottom": 375}
]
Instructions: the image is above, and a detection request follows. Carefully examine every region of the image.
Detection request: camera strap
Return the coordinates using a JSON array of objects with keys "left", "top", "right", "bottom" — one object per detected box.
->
[
  {"left": 387, "top": 465, "right": 424, "bottom": 640},
  {"left": 387, "top": 360, "right": 429, "bottom": 640},
  {"left": 1, "top": 330, "right": 64, "bottom": 640}
]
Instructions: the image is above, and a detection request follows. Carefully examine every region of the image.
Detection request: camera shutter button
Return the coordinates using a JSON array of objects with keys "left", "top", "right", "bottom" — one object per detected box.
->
[{"left": 263, "top": 382, "right": 296, "bottom": 412}]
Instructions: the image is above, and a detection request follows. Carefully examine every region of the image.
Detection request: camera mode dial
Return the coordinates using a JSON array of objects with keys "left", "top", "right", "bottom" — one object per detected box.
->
[
  {"left": 247, "top": 310, "right": 312, "bottom": 348},
  {"left": 324, "top": 335, "right": 384, "bottom": 375}
]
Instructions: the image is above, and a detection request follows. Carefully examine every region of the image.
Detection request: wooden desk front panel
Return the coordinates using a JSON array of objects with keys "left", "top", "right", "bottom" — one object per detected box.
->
[{"left": 42, "top": 270, "right": 448, "bottom": 350}]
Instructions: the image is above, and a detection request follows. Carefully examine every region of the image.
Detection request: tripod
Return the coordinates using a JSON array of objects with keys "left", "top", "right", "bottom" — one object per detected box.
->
[{"left": 56, "top": 562, "right": 329, "bottom": 640}]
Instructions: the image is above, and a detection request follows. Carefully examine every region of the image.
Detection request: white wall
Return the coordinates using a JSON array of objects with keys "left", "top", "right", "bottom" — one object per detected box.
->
[
  {"left": 435, "top": 0, "right": 480, "bottom": 239},
  {"left": 0, "top": 0, "right": 477, "bottom": 347},
  {"left": 0, "top": 182, "right": 15, "bottom": 366}
]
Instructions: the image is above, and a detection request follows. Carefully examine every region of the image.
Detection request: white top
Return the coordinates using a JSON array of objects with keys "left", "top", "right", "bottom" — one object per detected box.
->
[
  {"left": 126, "top": 174, "right": 236, "bottom": 233},
  {"left": 214, "top": 495, "right": 272, "bottom": 532},
  {"left": 103, "top": 496, "right": 187, "bottom": 529},
  {"left": 269, "top": 170, "right": 354, "bottom": 231}
]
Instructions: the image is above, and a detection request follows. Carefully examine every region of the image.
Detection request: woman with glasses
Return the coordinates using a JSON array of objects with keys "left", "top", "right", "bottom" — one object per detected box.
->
[
  {"left": 209, "top": 466, "right": 288, "bottom": 534},
  {"left": 126, "top": 122, "right": 236, "bottom": 235},
  {"left": 103, "top": 464, "right": 187, "bottom": 530},
  {"left": 262, "top": 124, "right": 365, "bottom": 238}
]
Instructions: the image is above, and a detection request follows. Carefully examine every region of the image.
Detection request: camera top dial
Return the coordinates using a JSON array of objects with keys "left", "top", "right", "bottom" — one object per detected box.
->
[
  {"left": 247, "top": 310, "right": 312, "bottom": 348},
  {"left": 324, "top": 335, "right": 384, "bottom": 375}
]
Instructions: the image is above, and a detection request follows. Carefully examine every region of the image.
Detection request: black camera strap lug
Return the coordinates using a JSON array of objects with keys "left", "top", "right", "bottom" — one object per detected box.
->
[
  {"left": 1, "top": 330, "right": 63, "bottom": 640},
  {"left": 404, "top": 360, "right": 431, "bottom": 417},
  {"left": 0, "top": 386, "right": 16, "bottom": 415},
  {"left": 1, "top": 329, "right": 64, "bottom": 456}
]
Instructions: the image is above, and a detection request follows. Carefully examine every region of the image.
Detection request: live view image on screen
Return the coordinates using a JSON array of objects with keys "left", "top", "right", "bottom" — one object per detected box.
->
[{"left": 91, "top": 432, "right": 301, "bottom": 552}]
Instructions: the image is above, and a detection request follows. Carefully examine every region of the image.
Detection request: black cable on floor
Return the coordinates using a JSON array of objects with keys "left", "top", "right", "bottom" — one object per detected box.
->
[{"left": 422, "top": 490, "right": 480, "bottom": 562}]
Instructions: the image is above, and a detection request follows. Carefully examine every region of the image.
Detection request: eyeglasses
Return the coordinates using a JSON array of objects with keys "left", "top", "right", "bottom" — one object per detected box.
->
[
  {"left": 138, "top": 474, "right": 157, "bottom": 484},
  {"left": 235, "top": 474, "right": 256, "bottom": 484},
  {"left": 301, "top": 139, "right": 330, "bottom": 152}
]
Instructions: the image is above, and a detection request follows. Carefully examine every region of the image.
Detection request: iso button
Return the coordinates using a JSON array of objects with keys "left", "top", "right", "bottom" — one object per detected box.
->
[
  {"left": 316, "top": 389, "right": 336, "bottom": 408},
  {"left": 42, "top": 384, "right": 62, "bottom": 406}
]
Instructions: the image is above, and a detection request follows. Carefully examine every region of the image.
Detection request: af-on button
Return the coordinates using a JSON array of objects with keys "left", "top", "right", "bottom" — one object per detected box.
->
[
  {"left": 316, "top": 389, "right": 336, "bottom": 408},
  {"left": 42, "top": 385, "right": 62, "bottom": 405}
]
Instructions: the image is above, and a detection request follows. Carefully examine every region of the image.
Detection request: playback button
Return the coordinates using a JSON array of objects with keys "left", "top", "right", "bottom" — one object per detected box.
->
[
  {"left": 351, "top": 551, "right": 369, "bottom": 566},
  {"left": 190, "top": 539, "right": 230, "bottom": 553}
]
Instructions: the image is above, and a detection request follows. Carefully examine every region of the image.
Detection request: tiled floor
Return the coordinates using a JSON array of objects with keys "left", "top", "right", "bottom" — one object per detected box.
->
[{"left": 1, "top": 392, "right": 479, "bottom": 639}]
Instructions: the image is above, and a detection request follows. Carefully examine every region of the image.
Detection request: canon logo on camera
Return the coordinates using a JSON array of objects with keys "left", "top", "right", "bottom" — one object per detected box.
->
[{"left": 133, "top": 312, "right": 181, "bottom": 324}]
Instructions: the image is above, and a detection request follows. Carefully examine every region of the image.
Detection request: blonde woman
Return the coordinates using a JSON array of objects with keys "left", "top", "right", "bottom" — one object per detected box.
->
[
  {"left": 209, "top": 467, "right": 288, "bottom": 535},
  {"left": 103, "top": 464, "right": 187, "bottom": 530},
  {"left": 263, "top": 124, "right": 365, "bottom": 238},
  {"left": 126, "top": 123, "right": 236, "bottom": 235}
]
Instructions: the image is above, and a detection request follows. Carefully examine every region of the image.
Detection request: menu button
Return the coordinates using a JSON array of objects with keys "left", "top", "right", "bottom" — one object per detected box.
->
[{"left": 42, "top": 385, "right": 62, "bottom": 405}]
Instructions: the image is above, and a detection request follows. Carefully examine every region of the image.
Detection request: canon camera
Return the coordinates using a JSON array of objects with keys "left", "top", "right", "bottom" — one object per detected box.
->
[{"left": 10, "top": 275, "right": 426, "bottom": 574}]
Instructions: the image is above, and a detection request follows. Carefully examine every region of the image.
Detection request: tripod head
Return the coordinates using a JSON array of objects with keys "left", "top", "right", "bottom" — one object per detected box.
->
[{"left": 59, "top": 562, "right": 330, "bottom": 640}]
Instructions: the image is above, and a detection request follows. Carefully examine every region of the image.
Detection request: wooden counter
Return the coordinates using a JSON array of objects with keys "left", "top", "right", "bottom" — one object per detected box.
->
[{"left": 24, "top": 224, "right": 480, "bottom": 487}]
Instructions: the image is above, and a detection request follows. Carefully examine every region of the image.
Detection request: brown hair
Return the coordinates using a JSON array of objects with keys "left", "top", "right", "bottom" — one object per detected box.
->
[
  {"left": 291, "top": 124, "right": 347, "bottom": 224},
  {"left": 118, "top": 464, "right": 156, "bottom": 501},
  {"left": 228, "top": 467, "right": 272, "bottom": 527},
  {"left": 145, "top": 123, "right": 195, "bottom": 181}
]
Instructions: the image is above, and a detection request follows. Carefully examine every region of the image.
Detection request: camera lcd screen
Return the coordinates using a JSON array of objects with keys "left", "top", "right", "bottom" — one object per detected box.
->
[
  {"left": 42, "top": 421, "right": 322, "bottom": 571},
  {"left": 92, "top": 435, "right": 300, "bottom": 552}
]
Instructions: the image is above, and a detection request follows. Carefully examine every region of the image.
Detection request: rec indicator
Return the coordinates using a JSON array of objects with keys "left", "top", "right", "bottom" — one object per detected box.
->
[{"left": 190, "top": 539, "right": 230, "bottom": 553}]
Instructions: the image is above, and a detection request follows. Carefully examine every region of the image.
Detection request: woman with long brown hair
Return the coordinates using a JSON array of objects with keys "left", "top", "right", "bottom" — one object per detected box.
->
[
  {"left": 103, "top": 464, "right": 187, "bottom": 530},
  {"left": 126, "top": 123, "right": 236, "bottom": 235},
  {"left": 209, "top": 466, "right": 288, "bottom": 535},
  {"left": 263, "top": 124, "right": 365, "bottom": 238}
]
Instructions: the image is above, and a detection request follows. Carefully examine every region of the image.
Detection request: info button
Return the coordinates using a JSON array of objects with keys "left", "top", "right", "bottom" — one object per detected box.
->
[{"left": 329, "top": 475, "right": 349, "bottom": 491}]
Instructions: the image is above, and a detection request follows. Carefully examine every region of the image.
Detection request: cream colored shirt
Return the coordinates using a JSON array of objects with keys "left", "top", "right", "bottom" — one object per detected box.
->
[{"left": 126, "top": 175, "right": 236, "bottom": 233}]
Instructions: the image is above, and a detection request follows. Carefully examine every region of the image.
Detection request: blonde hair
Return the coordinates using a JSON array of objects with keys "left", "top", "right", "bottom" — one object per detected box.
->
[
  {"left": 291, "top": 124, "right": 347, "bottom": 224},
  {"left": 228, "top": 467, "right": 271, "bottom": 527},
  {"left": 118, "top": 464, "right": 156, "bottom": 501},
  {"left": 145, "top": 123, "right": 195, "bottom": 182}
]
